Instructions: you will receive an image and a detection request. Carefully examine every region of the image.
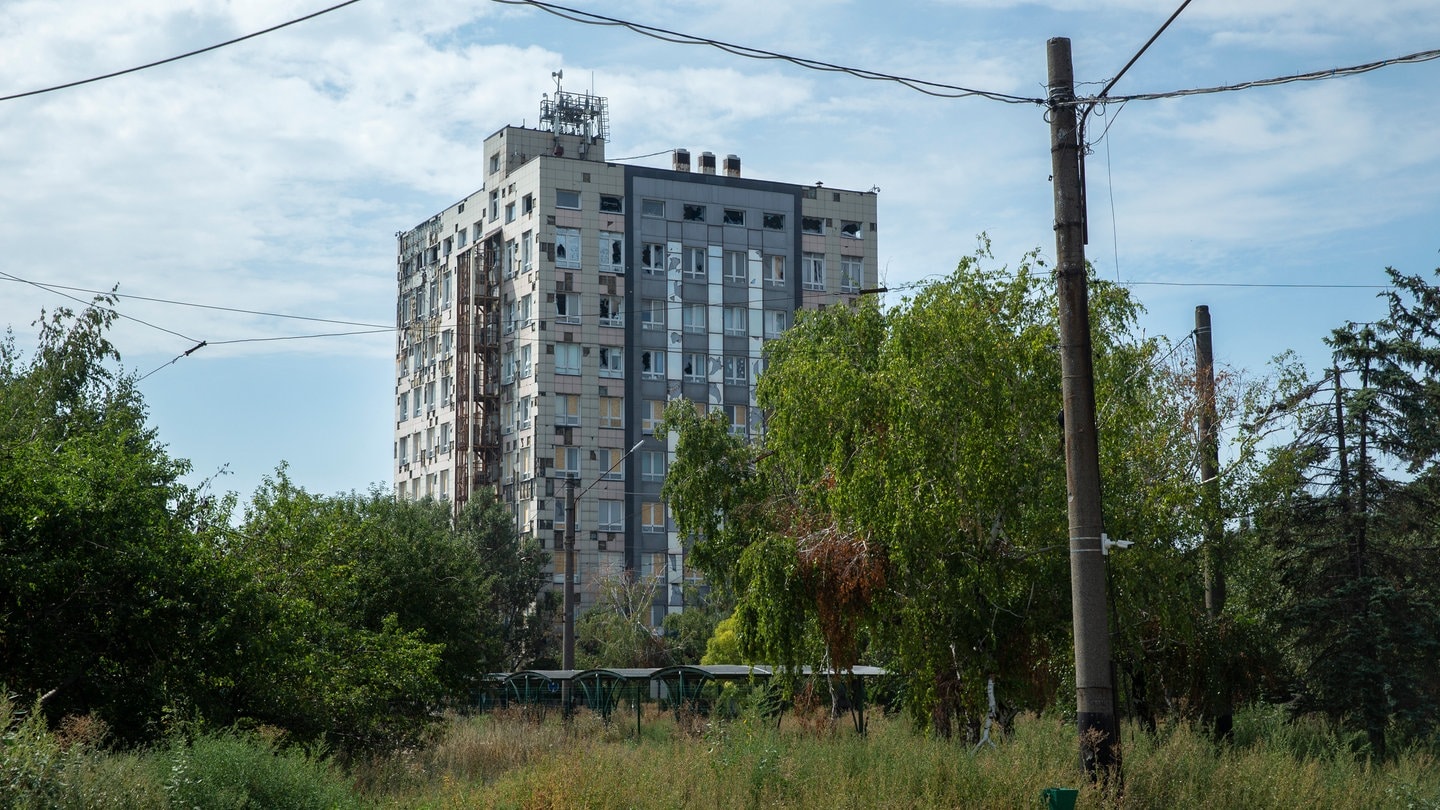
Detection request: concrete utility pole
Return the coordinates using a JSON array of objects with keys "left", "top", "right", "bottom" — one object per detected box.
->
[
  {"left": 1047, "top": 37, "right": 1120, "bottom": 777},
  {"left": 1195, "top": 304, "right": 1232, "bottom": 739}
]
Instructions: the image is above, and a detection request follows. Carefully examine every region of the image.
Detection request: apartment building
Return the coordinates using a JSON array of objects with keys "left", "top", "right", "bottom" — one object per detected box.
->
[{"left": 393, "top": 89, "right": 878, "bottom": 625}]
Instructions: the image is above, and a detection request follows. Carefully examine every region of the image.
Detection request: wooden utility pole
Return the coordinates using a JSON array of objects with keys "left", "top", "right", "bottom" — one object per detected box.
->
[
  {"left": 1047, "top": 36, "right": 1120, "bottom": 777},
  {"left": 1195, "top": 304, "right": 1231, "bottom": 738}
]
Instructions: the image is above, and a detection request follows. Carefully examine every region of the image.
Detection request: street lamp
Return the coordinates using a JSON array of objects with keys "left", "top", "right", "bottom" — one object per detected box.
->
[{"left": 563, "top": 439, "right": 646, "bottom": 672}]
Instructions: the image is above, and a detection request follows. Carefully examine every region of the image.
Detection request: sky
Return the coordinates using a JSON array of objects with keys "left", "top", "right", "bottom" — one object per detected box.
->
[{"left": 1, "top": 0, "right": 1437, "bottom": 503}]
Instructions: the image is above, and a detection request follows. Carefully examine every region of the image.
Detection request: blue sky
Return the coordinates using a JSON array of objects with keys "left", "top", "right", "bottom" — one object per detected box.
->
[{"left": 2, "top": 0, "right": 1437, "bottom": 501}]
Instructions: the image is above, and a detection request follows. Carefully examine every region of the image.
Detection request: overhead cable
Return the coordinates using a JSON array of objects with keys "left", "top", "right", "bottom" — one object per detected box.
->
[
  {"left": 0, "top": 0, "right": 365, "bottom": 103},
  {"left": 0, "top": 270, "right": 198, "bottom": 342},
  {"left": 0, "top": 275, "right": 390, "bottom": 329},
  {"left": 490, "top": 0, "right": 1043, "bottom": 104}
]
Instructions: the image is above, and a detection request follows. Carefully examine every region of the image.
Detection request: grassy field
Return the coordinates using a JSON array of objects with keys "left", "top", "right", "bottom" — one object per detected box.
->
[{"left": 7, "top": 693, "right": 1440, "bottom": 808}]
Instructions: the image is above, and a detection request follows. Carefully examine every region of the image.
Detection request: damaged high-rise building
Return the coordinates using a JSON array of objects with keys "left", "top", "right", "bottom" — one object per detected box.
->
[{"left": 393, "top": 85, "right": 878, "bottom": 626}]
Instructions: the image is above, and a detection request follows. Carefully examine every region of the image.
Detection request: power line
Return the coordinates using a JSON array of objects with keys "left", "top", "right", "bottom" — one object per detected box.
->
[
  {"left": 490, "top": 0, "right": 1043, "bottom": 105},
  {"left": 0, "top": 275, "right": 390, "bottom": 329},
  {"left": 0, "top": 0, "right": 365, "bottom": 104},
  {"left": 1121, "top": 280, "right": 1393, "bottom": 290},
  {"left": 1072, "top": 47, "right": 1440, "bottom": 107},
  {"left": 0, "top": 270, "right": 198, "bottom": 343}
]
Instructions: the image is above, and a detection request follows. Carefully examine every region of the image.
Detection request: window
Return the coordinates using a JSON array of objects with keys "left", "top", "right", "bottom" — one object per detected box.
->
[
  {"left": 722, "top": 208, "right": 745, "bottom": 226},
  {"left": 489, "top": 154, "right": 500, "bottom": 174},
  {"left": 802, "top": 253, "right": 826, "bottom": 291},
  {"left": 682, "top": 303, "right": 705, "bottom": 334},
  {"left": 556, "top": 394, "right": 580, "bottom": 426},
  {"left": 641, "top": 350, "right": 665, "bottom": 380},
  {"left": 504, "top": 238, "right": 518, "bottom": 278},
  {"left": 598, "top": 346, "right": 624, "bottom": 378},
  {"left": 425, "top": 381, "right": 436, "bottom": 412},
  {"left": 724, "top": 355, "right": 748, "bottom": 385},
  {"left": 640, "top": 451, "right": 666, "bottom": 482},
  {"left": 413, "top": 387, "right": 422, "bottom": 417},
  {"left": 683, "top": 352, "right": 706, "bottom": 382},
  {"left": 682, "top": 204, "right": 706, "bottom": 222},
  {"left": 724, "top": 250, "right": 746, "bottom": 282},
  {"left": 598, "top": 500, "right": 624, "bottom": 532},
  {"left": 521, "top": 231, "right": 533, "bottom": 273},
  {"left": 841, "top": 220, "right": 862, "bottom": 239},
  {"left": 504, "top": 301, "right": 516, "bottom": 335},
  {"left": 457, "top": 229, "right": 467, "bottom": 248},
  {"left": 641, "top": 502, "right": 667, "bottom": 532},
  {"left": 442, "top": 272, "right": 452, "bottom": 308},
  {"left": 505, "top": 202, "right": 515, "bottom": 223},
  {"left": 641, "top": 242, "right": 665, "bottom": 274},
  {"left": 599, "top": 396, "right": 624, "bottom": 429},
  {"left": 599, "top": 231, "right": 624, "bottom": 274},
  {"left": 764, "top": 309, "right": 787, "bottom": 339},
  {"left": 683, "top": 246, "right": 706, "bottom": 278},
  {"left": 599, "top": 296, "right": 623, "bottom": 327},
  {"left": 519, "top": 294, "right": 534, "bottom": 329},
  {"left": 641, "top": 299, "right": 665, "bottom": 330},
  {"left": 556, "top": 293, "right": 580, "bottom": 324},
  {"left": 726, "top": 403, "right": 748, "bottom": 437},
  {"left": 501, "top": 400, "right": 514, "bottom": 432},
  {"left": 555, "top": 228, "right": 580, "bottom": 269},
  {"left": 599, "top": 194, "right": 623, "bottom": 213},
  {"left": 441, "top": 375, "right": 452, "bottom": 407},
  {"left": 522, "top": 193, "right": 534, "bottom": 215},
  {"left": 397, "top": 479, "right": 407, "bottom": 499},
  {"left": 398, "top": 391, "right": 409, "bottom": 421},
  {"left": 802, "top": 216, "right": 825, "bottom": 234},
  {"left": 642, "top": 198, "right": 665, "bottom": 218},
  {"left": 502, "top": 351, "right": 515, "bottom": 384},
  {"left": 489, "top": 190, "right": 499, "bottom": 220},
  {"left": 398, "top": 434, "right": 408, "bottom": 464},
  {"left": 841, "top": 257, "right": 863, "bottom": 293},
  {"left": 597, "top": 448, "right": 624, "bottom": 480},
  {"left": 555, "top": 446, "right": 580, "bottom": 478},
  {"left": 439, "top": 469, "right": 449, "bottom": 500},
  {"left": 556, "top": 190, "right": 581, "bottom": 209},
  {"left": 765, "top": 255, "right": 786, "bottom": 286},
  {"left": 641, "top": 399, "right": 665, "bottom": 433},
  {"left": 440, "top": 423, "right": 451, "bottom": 453},
  {"left": 723, "top": 306, "right": 747, "bottom": 336},
  {"left": 555, "top": 343, "right": 581, "bottom": 376},
  {"left": 518, "top": 395, "right": 532, "bottom": 429},
  {"left": 763, "top": 212, "right": 785, "bottom": 230}
]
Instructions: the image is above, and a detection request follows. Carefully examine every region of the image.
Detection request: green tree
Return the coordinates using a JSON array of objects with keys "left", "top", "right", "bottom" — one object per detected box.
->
[
  {"left": 664, "top": 244, "right": 1218, "bottom": 735},
  {"left": 1249, "top": 267, "right": 1440, "bottom": 756},
  {"left": 0, "top": 299, "right": 220, "bottom": 743},
  {"left": 228, "top": 475, "right": 553, "bottom": 747}
]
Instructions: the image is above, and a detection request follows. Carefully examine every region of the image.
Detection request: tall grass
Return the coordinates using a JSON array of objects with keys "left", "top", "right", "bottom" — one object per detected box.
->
[
  {"left": 7, "top": 689, "right": 1439, "bottom": 808},
  {"left": 378, "top": 707, "right": 1440, "bottom": 809}
]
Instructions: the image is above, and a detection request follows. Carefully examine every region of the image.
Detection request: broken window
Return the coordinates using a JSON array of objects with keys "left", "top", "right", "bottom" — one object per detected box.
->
[
  {"left": 523, "top": 194, "right": 534, "bottom": 215},
  {"left": 803, "top": 253, "right": 825, "bottom": 291},
  {"left": 724, "top": 356, "right": 748, "bottom": 385},
  {"left": 641, "top": 243, "right": 665, "bottom": 274},
  {"left": 764, "top": 255, "right": 786, "bottom": 286},
  {"left": 841, "top": 220, "right": 862, "bottom": 239},
  {"left": 801, "top": 216, "right": 824, "bottom": 235},
  {"left": 599, "top": 296, "right": 623, "bottom": 327},
  {"left": 763, "top": 212, "right": 785, "bottom": 230},
  {"left": 555, "top": 228, "right": 580, "bottom": 268},
  {"left": 556, "top": 293, "right": 580, "bottom": 324},
  {"left": 722, "top": 208, "right": 745, "bottom": 226},
  {"left": 599, "top": 231, "right": 624, "bottom": 274},
  {"left": 599, "top": 347, "right": 624, "bottom": 378},
  {"left": 641, "top": 350, "right": 664, "bottom": 380},
  {"left": 599, "top": 195, "right": 623, "bottom": 213},
  {"left": 683, "top": 204, "right": 706, "bottom": 222},
  {"left": 683, "top": 352, "right": 704, "bottom": 382},
  {"left": 683, "top": 246, "right": 706, "bottom": 278}
]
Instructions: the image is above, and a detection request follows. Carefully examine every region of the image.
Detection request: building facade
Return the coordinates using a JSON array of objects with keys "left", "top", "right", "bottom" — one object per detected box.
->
[{"left": 393, "top": 91, "right": 878, "bottom": 625}]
